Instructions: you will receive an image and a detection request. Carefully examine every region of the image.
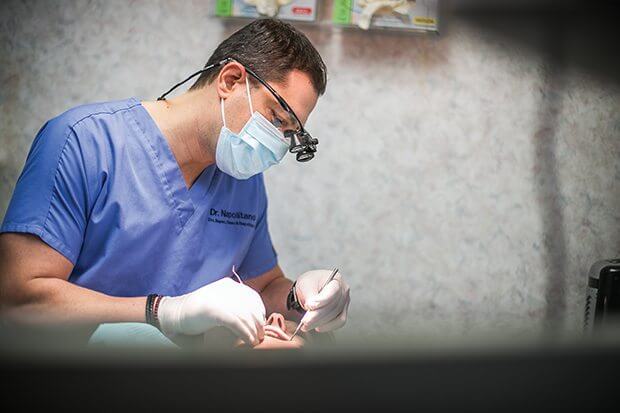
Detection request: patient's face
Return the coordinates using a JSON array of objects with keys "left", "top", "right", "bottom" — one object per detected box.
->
[
  {"left": 203, "top": 313, "right": 306, "bottom": 350},
  {"left": 251, "top": 313, "right": 305, "bottom": 350}
]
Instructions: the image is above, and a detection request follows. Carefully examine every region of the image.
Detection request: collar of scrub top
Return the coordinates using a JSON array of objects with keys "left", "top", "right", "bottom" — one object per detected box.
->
[{"left": 157, "top": 57, "right": 319, "bottom": 162}]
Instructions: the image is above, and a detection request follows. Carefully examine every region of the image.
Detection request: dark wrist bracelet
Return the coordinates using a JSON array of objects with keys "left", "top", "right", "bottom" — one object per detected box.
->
[
  {"left": 146, "top": 294, "right": 162, "bottom": 330},
  {"left": 286, "top": 281, "right": 305, "bottom": 314}
]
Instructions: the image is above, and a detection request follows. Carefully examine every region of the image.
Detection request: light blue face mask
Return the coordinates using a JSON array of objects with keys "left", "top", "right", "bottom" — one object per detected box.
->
[{"left": 216, "top": 77, "right": 290, "bottom": 180}]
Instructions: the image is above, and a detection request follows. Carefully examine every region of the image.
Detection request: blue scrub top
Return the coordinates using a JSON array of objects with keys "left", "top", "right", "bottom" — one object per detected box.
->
[{"left": 1, "top": 98, "right": 278, "bottom": 297}]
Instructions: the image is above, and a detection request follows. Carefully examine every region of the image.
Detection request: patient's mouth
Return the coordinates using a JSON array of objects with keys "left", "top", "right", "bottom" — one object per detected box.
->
[
  {"left": 263, "top": 313, "right": 293, "bottom": 341},
  {"left": 264, "top": 324, "right": 291, "bottom": 341}
]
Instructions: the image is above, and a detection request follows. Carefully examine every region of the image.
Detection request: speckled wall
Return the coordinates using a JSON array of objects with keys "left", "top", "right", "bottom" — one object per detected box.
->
[{"left": 1, "top": 1, "right": 619, "bottom": 341}]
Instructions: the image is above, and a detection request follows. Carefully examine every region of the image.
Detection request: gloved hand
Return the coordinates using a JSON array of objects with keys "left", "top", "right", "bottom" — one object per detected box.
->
[
  {"left": 158, "top": 277, "right": 266, "bottom": 346},
  {"left": 294, "top": 269, "right": 350, "bottom": 333}
]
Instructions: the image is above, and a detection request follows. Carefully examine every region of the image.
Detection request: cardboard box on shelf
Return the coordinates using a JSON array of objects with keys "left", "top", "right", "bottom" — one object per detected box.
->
[
  {"left": 215, "top": 0, "right": 319, "bottom": 22},
  {"left": 333, "top": 0, "right": 439, "bottom": 33}
]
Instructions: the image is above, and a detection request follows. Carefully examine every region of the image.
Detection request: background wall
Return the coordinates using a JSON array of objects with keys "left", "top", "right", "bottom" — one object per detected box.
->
[{"left": 1, "top": 0, "right": 618, "bottom": 341}]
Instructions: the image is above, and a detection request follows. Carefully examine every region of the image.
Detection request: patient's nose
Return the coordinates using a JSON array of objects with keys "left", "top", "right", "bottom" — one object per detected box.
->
[{"left": 266, "top": 313, "right": 286, "bottom": 330}]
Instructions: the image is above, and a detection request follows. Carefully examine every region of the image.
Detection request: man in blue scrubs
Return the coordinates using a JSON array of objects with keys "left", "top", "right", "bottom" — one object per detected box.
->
[{"left": 0, "top": 19, "right": 350, "bottom": 346}]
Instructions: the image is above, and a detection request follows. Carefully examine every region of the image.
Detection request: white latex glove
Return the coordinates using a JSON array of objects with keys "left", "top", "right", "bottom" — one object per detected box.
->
[
  {"left": 294, "top": 269, "right": 351, "bottom": 333},
  {"left": 158, "top": 277, "right": 266, "bottom": 346}
]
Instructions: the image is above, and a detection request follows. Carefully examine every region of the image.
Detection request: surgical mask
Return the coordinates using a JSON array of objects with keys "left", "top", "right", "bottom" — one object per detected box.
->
[{"left": 215, "top": 77, "right": 289, "bottom": 180}]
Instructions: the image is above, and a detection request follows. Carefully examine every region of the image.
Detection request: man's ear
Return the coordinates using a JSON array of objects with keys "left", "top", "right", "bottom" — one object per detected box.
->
[{"left": 216, "top": 62, "right": 247, "bottom": 99}]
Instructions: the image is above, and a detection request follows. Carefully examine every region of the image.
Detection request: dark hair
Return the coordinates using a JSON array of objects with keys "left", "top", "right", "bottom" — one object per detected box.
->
[{"left": 190, "top": 18, "right": 327, "bottom": 95}]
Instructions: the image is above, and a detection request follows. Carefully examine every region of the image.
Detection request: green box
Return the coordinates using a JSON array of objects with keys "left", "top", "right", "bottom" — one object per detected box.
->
[
  {"left": 332, "top": 0, "right": 352, "bottom": 25},
  {"left": 215, "top": 0, "right": 233, "bottom": 17}
]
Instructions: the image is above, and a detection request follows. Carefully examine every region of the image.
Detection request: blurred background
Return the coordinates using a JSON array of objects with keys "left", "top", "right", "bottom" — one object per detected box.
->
[{"left": 1, "top": 0, "right": 619, "bottom": 344}]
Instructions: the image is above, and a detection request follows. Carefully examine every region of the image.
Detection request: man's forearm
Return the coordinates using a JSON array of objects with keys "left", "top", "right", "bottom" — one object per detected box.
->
[
  {"left": 259, "top": 276, "right": 303, "bottom": 322},
  {"left": 1, "top": 276, "right": 146, "bottom": 325},
  {"left": 0, "top": 233, "right": 147, "bottom": 327}
]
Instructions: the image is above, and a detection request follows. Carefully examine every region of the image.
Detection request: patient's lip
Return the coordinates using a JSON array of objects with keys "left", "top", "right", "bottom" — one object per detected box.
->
[
  {"left": 264, "top": 313, "right": 292, "bottom": 340},
  {"left": 264, "top": 325, "right": 291, "bottom": 341}
]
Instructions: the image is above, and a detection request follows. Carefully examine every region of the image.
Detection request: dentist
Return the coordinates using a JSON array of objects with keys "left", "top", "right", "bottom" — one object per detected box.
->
[{"left": 0, "top": 19, "right": 350, "bottom": 346}]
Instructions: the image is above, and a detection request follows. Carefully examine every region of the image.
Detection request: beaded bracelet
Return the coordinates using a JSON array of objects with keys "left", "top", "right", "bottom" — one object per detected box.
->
[{"left": 145, "top": 294, "right": 162, "bottom": 331}]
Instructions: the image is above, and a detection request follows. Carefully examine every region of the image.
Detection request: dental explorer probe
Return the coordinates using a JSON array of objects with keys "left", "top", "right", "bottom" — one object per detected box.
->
[{"left": 289, "top": 268, "right": 340, "bottom": 341}]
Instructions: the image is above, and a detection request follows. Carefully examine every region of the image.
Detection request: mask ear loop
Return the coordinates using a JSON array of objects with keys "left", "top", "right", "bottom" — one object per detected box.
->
[
  {"left": 231, "top": 265, "right": 244, "bottom": 284},
  {"left": 231, "top": 265, "right": 267, "bottom": 330},
  {"left": 220, "top": 98, "right": 227, "bottom": 129},
  {"left": 245, "top": 75, "right": 254, "bottom": 116},
  {"left": 220, "top": 74, "right": 254, "bottom": 130}
]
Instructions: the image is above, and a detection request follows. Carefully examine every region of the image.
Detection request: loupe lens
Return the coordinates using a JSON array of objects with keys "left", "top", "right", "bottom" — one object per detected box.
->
[
  {"left": 287, "top": 130, "right": 318, "bottom": 161},
  {"left": 289, "top": 144, "right": 305, "bottom": 153},
  {"left": 296, "top": 151, "right": 314, "bottom": 162},
  {"left": 287, "top": 131, "right": 305, "bottom": 153}
]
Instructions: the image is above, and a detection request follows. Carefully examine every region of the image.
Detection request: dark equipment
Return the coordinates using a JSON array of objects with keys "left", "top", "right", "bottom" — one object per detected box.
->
[{"left": 584, "top": 258, "right": 620, "bottom": 332}]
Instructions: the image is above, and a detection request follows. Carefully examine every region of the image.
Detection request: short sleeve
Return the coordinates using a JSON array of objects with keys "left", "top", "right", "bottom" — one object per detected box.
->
[
  {"left": 1, "top": 117, "right": 93, "bottom": 264},
  {"left": 237, "top": 175, "right": 278, "bottom": 280}
]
